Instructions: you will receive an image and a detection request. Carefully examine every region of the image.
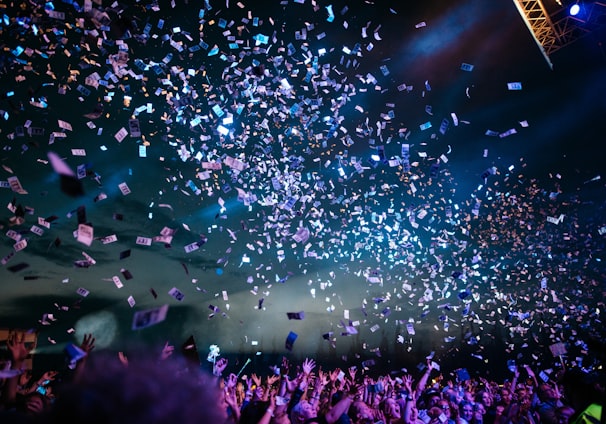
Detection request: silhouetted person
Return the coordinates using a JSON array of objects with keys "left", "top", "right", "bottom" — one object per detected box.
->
[{"left": 44, "top": 352, "right": 224, "bottom": 424}]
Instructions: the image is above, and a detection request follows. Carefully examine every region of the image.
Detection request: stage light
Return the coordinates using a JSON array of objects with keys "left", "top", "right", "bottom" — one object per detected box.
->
[
  {"left": 74, "top": 310, "right": 118, "bottom": 348},
  {"left": 570, "top": 2, "right": 580, "bottom": 16}
]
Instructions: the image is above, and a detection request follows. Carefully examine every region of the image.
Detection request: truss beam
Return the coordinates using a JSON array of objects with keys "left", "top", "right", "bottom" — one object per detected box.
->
[{"left": 513, "top": 0, "right": 606, "bottom": 68}]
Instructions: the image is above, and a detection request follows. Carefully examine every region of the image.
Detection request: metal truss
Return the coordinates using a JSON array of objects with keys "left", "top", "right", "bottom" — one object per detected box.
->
[{"left": 513, "top": 0, "right": 606, "bottom": 68}]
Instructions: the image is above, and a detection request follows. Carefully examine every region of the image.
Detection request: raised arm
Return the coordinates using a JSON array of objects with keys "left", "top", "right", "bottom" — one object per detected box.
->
[
  {"left": 223, "top": 373, "right": 240, "bottom": 423},
  {"left": 510, "top": 364, "right": 520, "bottom": 392},
  {"left": 73, "top": 333, "right": 95, "bottom": 383},
  {"left": 325, "top": 382, "right": 362, "bottom": 424},
  {"left": 286, "top": 360, "right": 312, "bottom": 413},
  {"left": 159, "top": 341, "right": 175, "bottom": 361},
  {"left": 257, "top": 388, "right": 276, "bottom": 424},
  {"left": 414, "top": 359, "right": 434, "bottom": 399},
  {"left": 402, "top": 374, "right": 417, "bottom": 424},
  {"left": 523, "top": 364, "right": 538, "bottom": 388},
  {"left": 309, "top": 369, "right": 328, "bottom": 410}
]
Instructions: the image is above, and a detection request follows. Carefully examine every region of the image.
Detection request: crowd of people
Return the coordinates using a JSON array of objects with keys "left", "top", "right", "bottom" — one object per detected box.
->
[{"left": 1, "top": 332, "right": 603, "bottom": 424}]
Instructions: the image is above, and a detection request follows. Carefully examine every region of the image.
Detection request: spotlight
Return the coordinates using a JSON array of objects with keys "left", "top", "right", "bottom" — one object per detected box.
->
[
  {"left": 570, "top": 2, "right": 580, "bottom": 16},
  {"left": 74, "top": 310, "right": 117, "bottom": 348}
]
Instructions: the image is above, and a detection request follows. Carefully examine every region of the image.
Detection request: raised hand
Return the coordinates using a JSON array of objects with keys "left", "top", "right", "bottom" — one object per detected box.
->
[
  {"left": 316, "top": 370, "right": 329, "bottom": 388},
  {"left": 226, "top": 373, "right": 238, "bottom": 388},
  {"left": 7, "top": 332, "right": 30, "bottom": 365},
  {"left": 266, "top": 374, "right": 280, "bottom": 386},
  {"left": 302, "top": 358, "right": 316, "bottom": 375},
  {"left": 39, "top": 370, "right": 59, "bottom": 383},
  {"left": 80, "top": 333, "right": 95, "bottom": 354},
  {"left": 329, "top": 368, "right": 341, "bottom": 383},
  {"left": 18, "top": 370, "right": 32, "bottom": 388},
  {"left": 160, "top": 341, "right": 174, "bottom": 361},
  {"left": 348, "top": 382, "right": 365, "bottom": 398},
  {"left": 523, "top": 364, "right": 535, "bottom": 377},
  {"left": 402, "top": 374, "right": 413, "bottom": 393},
  {"left": 251, "top": 372, "right": 262, "bottom": 387},
  {"left": 215, "top": 357, "right": 228, "bottom": 375},
  {"left": 118, "top": 351, "right": 129, "bottom": 366},
  {"left": 319, "top": 369, "right": 329, "bottom": 383}
]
